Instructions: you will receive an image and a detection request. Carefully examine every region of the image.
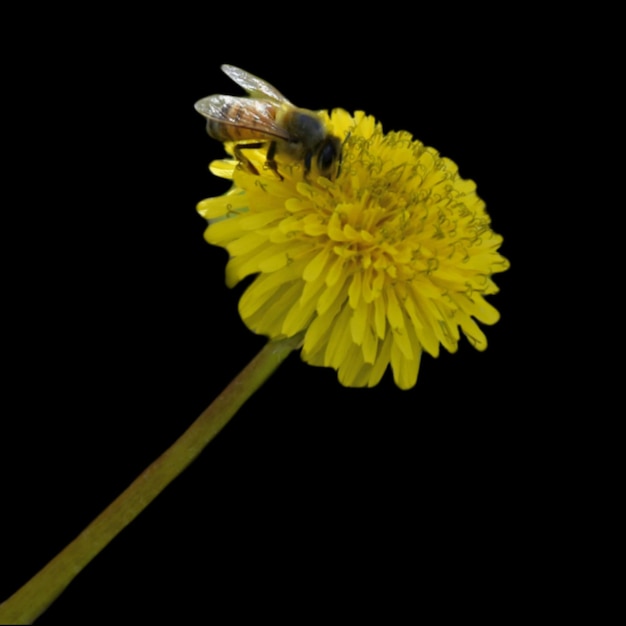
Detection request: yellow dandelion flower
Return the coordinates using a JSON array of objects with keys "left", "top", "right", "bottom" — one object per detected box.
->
[{"left": 198, "top": 109, "right": 509, "bottom": 390}]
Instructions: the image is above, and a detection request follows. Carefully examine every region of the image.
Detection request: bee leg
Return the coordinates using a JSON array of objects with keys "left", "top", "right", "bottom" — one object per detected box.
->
[
  {"left": 303, "top": 151, "right": 312, "bottom": 179},
  {"left": 233, "top": 142, "right": 283, "bottom": 180},
  {"left": 263, "top": 141, "right": 283, "bottom": 181},
  {"left": 233, "top": 143, "right": 263, "bottom": 175}
]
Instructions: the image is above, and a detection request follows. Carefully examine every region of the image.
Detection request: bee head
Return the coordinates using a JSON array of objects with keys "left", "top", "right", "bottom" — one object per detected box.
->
[
  {"left": 316, "top": 135, "right": 342, "bottom": 178},
  {"left": 286, "top": 110, "right": 341, "bottom": 179}
]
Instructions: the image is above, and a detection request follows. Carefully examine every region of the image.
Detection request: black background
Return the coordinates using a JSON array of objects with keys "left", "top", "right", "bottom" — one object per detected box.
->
[{"left": 1, "top": 10, "right": 566, "bottom": 623}]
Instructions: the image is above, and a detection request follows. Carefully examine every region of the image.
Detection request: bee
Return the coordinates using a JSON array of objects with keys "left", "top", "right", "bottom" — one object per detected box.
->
[{"left": 194, "top": 65, "right": 341, "bottom": 180}]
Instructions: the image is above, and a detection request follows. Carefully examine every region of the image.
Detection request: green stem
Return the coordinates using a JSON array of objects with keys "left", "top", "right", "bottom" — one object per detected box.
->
[{"left": 0, "top": 334, "right": 302, "bottom": 625}]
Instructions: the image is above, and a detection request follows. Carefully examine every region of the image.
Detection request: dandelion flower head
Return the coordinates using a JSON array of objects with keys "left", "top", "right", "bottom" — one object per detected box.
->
[{"left": 198, "top": 109, "right": 509, "bottom": 389}]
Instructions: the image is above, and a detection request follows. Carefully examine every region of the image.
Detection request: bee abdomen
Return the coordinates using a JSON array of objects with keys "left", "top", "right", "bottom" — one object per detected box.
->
[
  {"left": 206, "top": 101, "right": 267, "bottom": 142},
  {"left": 206, "top": 118, "right": 234, "bottom": 142}
]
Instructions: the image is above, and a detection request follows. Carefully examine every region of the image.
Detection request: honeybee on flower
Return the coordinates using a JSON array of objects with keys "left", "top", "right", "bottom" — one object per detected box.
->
[{"left": 194, "top": 64, "right": 342, "bottom": 180}]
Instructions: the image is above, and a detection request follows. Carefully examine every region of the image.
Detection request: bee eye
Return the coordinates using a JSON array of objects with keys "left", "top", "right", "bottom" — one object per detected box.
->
[{"left": 317, "top": 139, "right": 339, "bottom": 174}]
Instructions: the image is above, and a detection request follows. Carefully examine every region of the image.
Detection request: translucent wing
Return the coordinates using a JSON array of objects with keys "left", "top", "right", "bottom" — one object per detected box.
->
[
  {"left": 194, "top": 94, "right": 290, "bottom": 141},
  {"left": 221, "top": 64, "right": 292, "bottom": 105}
]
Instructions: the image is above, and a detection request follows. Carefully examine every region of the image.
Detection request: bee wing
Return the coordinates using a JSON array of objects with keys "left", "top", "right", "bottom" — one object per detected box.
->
[
  {"left": 221, "top": 64, "right": 293, "bottom": 105},
  {"left": 194, "top": 94, "right": 291, "bottom": 141}
]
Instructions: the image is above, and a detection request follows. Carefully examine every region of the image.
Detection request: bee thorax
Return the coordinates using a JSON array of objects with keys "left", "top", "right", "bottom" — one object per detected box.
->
[{"left": 285, "top": 110, "right": 326, "bottom": 147}]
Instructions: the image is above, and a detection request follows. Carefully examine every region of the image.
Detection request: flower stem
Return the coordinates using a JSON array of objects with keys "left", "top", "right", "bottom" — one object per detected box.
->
[{"left": 0, "top": 334, "right": 302, "bottom": 625}]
